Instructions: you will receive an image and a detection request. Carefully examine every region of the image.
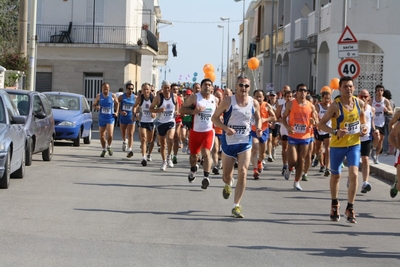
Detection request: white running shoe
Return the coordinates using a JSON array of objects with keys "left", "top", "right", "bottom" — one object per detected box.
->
[
  {"left": 160, "top": 161, "right": 167, "bottom": 171},
  {"left": 293, "top": 182, "right": 303, "bottom": 191},
  {"left": 147, "top": 154, "right": 152, "bottom": 162},
  {"left": 122, "top": 141, "right": 127, "bottom": 151},
  {"left": 167, "top": 159, "right": 174, "bottom": 168}
]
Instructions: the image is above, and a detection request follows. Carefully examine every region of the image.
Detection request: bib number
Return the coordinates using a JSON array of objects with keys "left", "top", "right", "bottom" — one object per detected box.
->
[
  {"left": 102, "top": 107, "right": 111, "bottom": 114},
  {"left": 294, "top": 123, "right": 306, "bottom": 133},
  {"left": 345, "top": 121, "right": 360, "bottom": 134}
]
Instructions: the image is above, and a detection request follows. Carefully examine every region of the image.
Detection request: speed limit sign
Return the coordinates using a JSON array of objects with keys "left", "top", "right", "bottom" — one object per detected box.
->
[{"left": 338, "top": 58, "right": 360, "bottom": 79}]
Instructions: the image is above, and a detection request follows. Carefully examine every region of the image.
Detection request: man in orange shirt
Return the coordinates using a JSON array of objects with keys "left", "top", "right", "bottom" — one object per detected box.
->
[{"left": 282, "top": 84, "right": 318, "bottom": 190}]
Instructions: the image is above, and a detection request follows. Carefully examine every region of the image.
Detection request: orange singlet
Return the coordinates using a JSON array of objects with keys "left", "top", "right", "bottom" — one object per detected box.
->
[{"left": 288, "top": 99, "right": 313, "bottom": 140}]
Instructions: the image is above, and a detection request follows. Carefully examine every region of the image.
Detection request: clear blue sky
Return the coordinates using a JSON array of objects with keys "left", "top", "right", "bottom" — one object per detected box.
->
[{"left": 158, "top": 0, "right": 251, "bottom": 88}]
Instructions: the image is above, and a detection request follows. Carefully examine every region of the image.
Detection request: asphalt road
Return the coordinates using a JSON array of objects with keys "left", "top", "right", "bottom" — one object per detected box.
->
[{"left": 0, "top": 126, "right": 399, "bottom": 267}]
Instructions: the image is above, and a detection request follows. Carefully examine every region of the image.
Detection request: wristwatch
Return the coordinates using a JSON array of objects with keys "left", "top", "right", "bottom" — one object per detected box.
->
[{"left": 332, "top": 129, "right": 338, "bottom": 136}]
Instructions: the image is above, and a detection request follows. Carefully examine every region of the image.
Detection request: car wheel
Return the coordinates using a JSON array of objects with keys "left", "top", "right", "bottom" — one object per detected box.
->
[
  {"left": 73, "top": 130, "right": 81, "bottom": 147},
  {"left": 42, "top": 136, "right": 54, "bottom": 161},
  {"left": 83, "top": 127, "right": 92, "bottom": 144},
  {"left": 0, "top": 150, "right": 11, "bottom": 189},
  {"left": 11, "top": 146, "right": 25, "bottom": 179},
  {"left": 25, "top": 137, "right": 33, "bottom": 166}
]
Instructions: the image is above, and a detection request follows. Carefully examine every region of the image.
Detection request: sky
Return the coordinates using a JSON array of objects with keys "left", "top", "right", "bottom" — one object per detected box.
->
[{"left": 157, "top": 0, "right": 252, "bottom": 88}]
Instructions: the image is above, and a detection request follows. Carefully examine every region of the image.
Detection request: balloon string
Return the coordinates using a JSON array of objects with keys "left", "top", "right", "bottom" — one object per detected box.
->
[{"left": 251, "top": 70, "right": 258, "bottom": 90}]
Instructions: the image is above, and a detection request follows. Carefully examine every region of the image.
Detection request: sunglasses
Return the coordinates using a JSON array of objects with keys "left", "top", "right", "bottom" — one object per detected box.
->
[
  {"left": 127, "top": 88, "right": 134, "bottom": 90},
  {"left": 298, "top": 89, "right": 308, "bottom": 92},
  {"left": 238, "top": 83, "right": 250, "bottom": 88},
  {"left": 360, "top": 95, "right": 369, "bottom": 98}
]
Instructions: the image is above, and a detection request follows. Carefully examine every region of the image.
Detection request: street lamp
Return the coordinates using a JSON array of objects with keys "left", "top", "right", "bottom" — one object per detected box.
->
[
  {"left": 160, "top": 66, "right": 171, "bottom": 80},
  {"left": 217, "top": 25, "right": 224, "bottom": 87},
  {"left": 220, "top": 17, "right": 230, "bottom": 88},
  {"left": 234, "top": 0, "right": 246, "bottom": 76}
]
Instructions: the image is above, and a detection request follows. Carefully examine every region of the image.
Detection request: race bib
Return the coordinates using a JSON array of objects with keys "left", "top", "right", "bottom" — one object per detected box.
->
[
  {"left": 345, "top": 121, "right": 360, "bottom": 134},
  {"left": 122, "top": 104, "right": 132, "bottom": 111},
  {"left": 101, "top": 107, "right": 111, "bottom": 114},
  {"left": 231, "top": 125, "right": 247, "bottom": 135},
  {"left": 294, "top": 123, "right": 306, "bottom": 133}
]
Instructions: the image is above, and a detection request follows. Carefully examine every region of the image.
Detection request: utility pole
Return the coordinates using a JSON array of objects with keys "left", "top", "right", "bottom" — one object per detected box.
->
[
  {"left": 18, "top": 0, "right": 28, "bottom": 56},
  {"left": 27, "top": 0, "right": 37, "bottom": 91}
]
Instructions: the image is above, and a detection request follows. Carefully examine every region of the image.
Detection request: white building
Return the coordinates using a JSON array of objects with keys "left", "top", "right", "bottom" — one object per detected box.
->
[
  {"left": 31, "top": 0, "right": 167, "bottom": 118},
  {"left": 233, "top": 0, "right": 400, "bottom": 103}
]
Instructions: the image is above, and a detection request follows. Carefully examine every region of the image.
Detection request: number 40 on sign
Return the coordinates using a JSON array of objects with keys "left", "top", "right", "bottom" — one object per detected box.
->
[{"left": 338, "top": 58, "right": 360, "bottom": 79}]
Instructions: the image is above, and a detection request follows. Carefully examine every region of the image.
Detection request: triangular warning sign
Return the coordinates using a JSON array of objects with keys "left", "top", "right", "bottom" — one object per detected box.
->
[{"left": 338, "top": 26, "right": 358, "bottom": 44}]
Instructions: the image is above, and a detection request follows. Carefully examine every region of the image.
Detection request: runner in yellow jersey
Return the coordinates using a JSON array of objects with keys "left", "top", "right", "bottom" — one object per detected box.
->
[{"left": 318, "top": 76, "right": 367, "bottom": 224}]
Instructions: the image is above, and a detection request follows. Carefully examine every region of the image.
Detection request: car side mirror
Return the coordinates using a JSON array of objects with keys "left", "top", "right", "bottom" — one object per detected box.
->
[
  {"left": 35, "top": 110, "right": 47, "bottom": 119},
  {"left": 12, "top": 115, "right": 27, "bottom": 125},
  {"left": 83, "top": 108, "right": 91, "bottom": 113}
]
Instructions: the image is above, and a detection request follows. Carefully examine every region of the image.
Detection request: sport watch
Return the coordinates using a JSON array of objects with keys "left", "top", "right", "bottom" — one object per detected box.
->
[{"left": 332, "top": 129, "right": 338, "bottom": 136}]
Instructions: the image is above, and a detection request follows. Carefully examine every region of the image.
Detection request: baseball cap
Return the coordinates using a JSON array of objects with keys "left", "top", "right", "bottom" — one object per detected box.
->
[
  {"left": 185, "top": 89, "right": 193, "bottom": 95},
  {"left": 269, "top": 91, "right": 277, "bottom": 96},
  {"left": 161, "top": 80, "right": 171, "bottom": 86}
]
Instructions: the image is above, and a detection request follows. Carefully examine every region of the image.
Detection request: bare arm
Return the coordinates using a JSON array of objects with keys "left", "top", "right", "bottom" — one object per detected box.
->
[
  {"left": 92, "top": 94, "right": 100, "bottom": 110},
  {"left": 265, "top": 102, "right": 276, "bottom": 123},
  {"left": 179, "top": 95, "right": 200, "bottom": 115},
  {"left": 149, "top": 95, "right": 163, "bottom": 113},
  {"left": 281, "top": 101, "right": 293, "bottom": 134},
  {"left": 211, "top": 97, "right": 233, "bottom": 135},
  {"left": 384, "top": 98, "right": 394, "bottom": 115},
  {"left": 389, "top": 122, "right": 400, "bottom": 150}
]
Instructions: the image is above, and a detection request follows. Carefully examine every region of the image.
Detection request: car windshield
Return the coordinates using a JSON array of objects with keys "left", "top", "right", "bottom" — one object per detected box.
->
[
  {"left": 7, "top": 93, "right": 30, "bottom": 116},
  {"left": 45, "top": 95, "right": 80, "bottom": 111}
]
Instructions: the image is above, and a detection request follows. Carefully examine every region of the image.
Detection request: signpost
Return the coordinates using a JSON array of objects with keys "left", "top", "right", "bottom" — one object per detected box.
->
[
  {"left": 337, "top": 26, "right": 358, "bottom": 58},
  {"left": 338, "top": 58, "right": 360, "bottom": 79}
]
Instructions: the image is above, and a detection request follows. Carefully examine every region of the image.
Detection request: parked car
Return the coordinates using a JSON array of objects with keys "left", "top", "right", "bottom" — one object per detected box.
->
[
  {"left": 4, "top": 89, "right": 55, "bottom": 166},
  {"left": 43, "top": 92, "right": 92, "bottom": 146},
  {"left": 0, "top": 90, "right": 26, "bottom": 189}
]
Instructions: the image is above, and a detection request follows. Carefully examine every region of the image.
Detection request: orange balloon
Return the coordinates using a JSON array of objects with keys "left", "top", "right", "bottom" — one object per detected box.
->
[
  {"left": 329, "top": 78, "right": 340, "bottom": 90},
  {"left": 204, "top": 71, "right": 216, "bottom": 82},
  {"left": 248, "top": 57, "right": 260, "bottom": 70},
  {"left": 203, "top": 64, "right": 215, "bottom": 73},
  {"left": 320, "top": 86, "right": 331, "bottom": 94}
]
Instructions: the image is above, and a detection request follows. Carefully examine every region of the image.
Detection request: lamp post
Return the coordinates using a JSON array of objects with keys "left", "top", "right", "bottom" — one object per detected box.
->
[
  {"left": 220, "top": 17, "right": 230, "bottom": 88},
  {"left": 234, "top": 0, "right": 246, "bottom": 76},
  {"left": 217, "top": 25, "right": 224, "bottom": 87},
  {"left": 160, "top": 66, "right": 171, "bottom": 80}
]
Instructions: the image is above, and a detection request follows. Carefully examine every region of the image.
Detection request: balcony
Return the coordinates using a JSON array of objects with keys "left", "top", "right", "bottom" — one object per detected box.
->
[
  {"left": 307, "top": 11, "right": 318, "bottom": 44},
  {"left": 294, "top": 18, "right": 316, "bottom": 48},
  {"left": 35, "top": 24, "right": 159, "bottom": 55},
  {"left": 284, "top": 23, "right": 291, "bottom": 45},
  {"left": 320, "top": 3, "right": 331, "bottom": 32}
]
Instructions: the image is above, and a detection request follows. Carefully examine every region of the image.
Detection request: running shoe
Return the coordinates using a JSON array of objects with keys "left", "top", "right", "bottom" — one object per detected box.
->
[
  {"left": 231, "top": 206, "right": 244, "bottom": 218},
  {"left": 200, "top": 158, "right": 204, "bottom": 166},
  {"left": 182, "top": 145, "right": 187, "bottom": 153},
  {"left": 390, "top": 181, "right": 398, "bottom": 198},
  {"left": 345, "top": 208, "right": 357, "bottom": 223},
  {"left": 324, "top": 169, "right": 330, "bottom": 177},
  {"left": 147, "top": 155, "right": 152, "bottom": 162},
  {"left": 141, "top": 159, "right": 147, "bottom": 166},
  {"left": 284, "top": 167, "right": 292, "bottom": 180},
  {"left": 234, "top": 161, "right": 238, "bottom": 168},
  {"left": 272, "top": 148, "right": 276, "bottom": 160},
  {"left": 312, "top": 156, "right": 319, "bottom": 167},
  {"left": 172, "top": 156, "right": 178, "bottom": 164},
  {"left": 257, "top": 161, "right": 263, "bottom": 173},
  {"left": 167, "top": 159, "right": 174, "bottom": 168},
  {"left": 188, "top": 170, "right": 196, "bottom": 183},
  {"left": 361, "top": 181, "right": 372, "bottom": 194},
  {"left": 293, "top": 181, "right": 303, "bottom": 191},
  {"left": 371, "top": 149, "right": 377, "bottom": 162},
  {"left": 253, "top": 169, "right": 260, "bottom": 180},
  {"left": 218, "top": 159, "right": 223, "bottom": 169},
  {"left": 281, "top": 165, "right": 288, "bottom": 176},
  {"left": 201, "top": 177, "right": 210, "bottom": 189},
  {"left": 222, "top": 184, "right": 232, "bottom": 199},
  {"left": 126, "top": 151, "right": 133, "bottom": 158},
  {"left": 267, "top": 156, "right": 273, "bottom": 162},
  {"left": 160, "top": 161, "right": 167, "bottom": 171},
  {"left": 374, "top": 157, "right": 380, "bottom": 164},
  {"left": 100, "top": 150, "right": 106, "bottom": 157},
  {"left": 319, "top": 166, "right": 325, "bottom": 173},
  {"left": 122, "top": 142, "right": 127, "bottom": 151},
  {"left": 107, "top": 147, "right": 113, "bottom": 156},
  {"left": 301, "top": 174, "right": 308, "bottom": 181},
  {"left": 212, "top": 166, "right": 220, "bottom": 175},
  {"left": 330, "top": 204, "right": 340, "bottom": 222}
]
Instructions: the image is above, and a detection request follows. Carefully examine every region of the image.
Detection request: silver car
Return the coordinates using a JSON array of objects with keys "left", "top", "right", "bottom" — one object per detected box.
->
[{"left": 0, "top": 90, "right": 26, "bottom": 189}]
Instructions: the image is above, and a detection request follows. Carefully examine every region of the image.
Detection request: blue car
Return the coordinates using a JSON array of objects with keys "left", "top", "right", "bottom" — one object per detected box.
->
[
  {"left": 4, "top": 89, "right": 55, "bottom": 166},
  {"left": 0, "top": 90, "right": 26, "bottom": 189},
  {"left": 43, "top": 92, "right": 92, "bottom": 146}
]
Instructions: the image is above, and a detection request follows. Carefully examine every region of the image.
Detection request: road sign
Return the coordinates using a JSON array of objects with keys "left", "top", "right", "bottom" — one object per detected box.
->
[
  {"left": 338, "top": 58, "right": 360, "bottom": 79},
  {"left": 337, "top": 26, "right": 358, "bottom": 58}
]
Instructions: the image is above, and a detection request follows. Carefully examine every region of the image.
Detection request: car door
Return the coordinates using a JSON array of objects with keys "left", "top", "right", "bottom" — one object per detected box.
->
[
  {"left": 39, "top": 94, "right": 55, "bottom": 146},
  {"left": 81, "top": 97, "right": 92, "bottom": 136},
  {"left": 32, "top": 94, "right": 48, "bottom": 152}
]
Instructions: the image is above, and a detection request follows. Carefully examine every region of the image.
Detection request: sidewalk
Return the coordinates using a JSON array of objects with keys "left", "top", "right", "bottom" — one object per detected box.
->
[{"left": 365, "top": 152, "right": 397, "bottom": 184}]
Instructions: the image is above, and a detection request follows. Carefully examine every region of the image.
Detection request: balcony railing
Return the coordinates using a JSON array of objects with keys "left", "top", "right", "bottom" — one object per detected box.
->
[
  {"left": 307, "top": 11, "right": 317, "bottom": 37},
  {"left": 294, "top": 18, "right": 308, "bottom": 41},
  {"left": 36, "top": 24, "right": 147, "bottom": 46},
  {"left": 320, "top": 3, "right": 331, "bottom": 32},
  {"left": 284, "top": 23, "right": 291, "bottom": 45}
]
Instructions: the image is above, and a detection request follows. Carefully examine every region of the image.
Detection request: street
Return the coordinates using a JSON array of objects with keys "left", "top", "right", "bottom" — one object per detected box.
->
[{"left": 0, "top": 126, "right": 399, "bottom": 267}]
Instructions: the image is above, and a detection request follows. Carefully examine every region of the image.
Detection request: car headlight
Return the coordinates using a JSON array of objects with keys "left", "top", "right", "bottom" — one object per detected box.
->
[
  {"left": 59, "top": 121, "right": 76, "bottom": 126},
  {"left": 0, "top": 143, "right": 5, "bottom": 151}
]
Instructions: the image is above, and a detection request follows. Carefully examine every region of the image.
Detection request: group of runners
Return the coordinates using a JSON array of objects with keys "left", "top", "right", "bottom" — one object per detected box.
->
[{"left": 91, "top": 76, "right": 400, "bottom": 222}]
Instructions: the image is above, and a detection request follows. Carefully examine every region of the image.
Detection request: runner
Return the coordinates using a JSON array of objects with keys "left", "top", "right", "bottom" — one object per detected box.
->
[
  {"left": 276, "top": 89, "right": 293, "bottom": 175},
  {"left": 92, "top": 82, "right": 119, "bottom": 157},
  {"left": 118, "top": 82, "right": 136, "bottom": 158},
  {"left": 318, "top": 76, "right": 366, "bottom": 224},
  {"left": 251, "top": 89, "right": 276, "bottom": 179},
  {"left": 281, "top": 84, "right": 318, "bottom": 191},
  {"left": 171, "top": 84, "right": 183, "bottom": 164},
  {"left": 180, "top": 78, "right": 217, "bottom": 189},
  {"left": 212, "top": 76, "right": 263, "bottom": 218},
  {"left": 134, "top": 82, "right": 156, "bottom": 166},
  {"left": 149, "top": 80, "right": 178, "bottom": 171}
]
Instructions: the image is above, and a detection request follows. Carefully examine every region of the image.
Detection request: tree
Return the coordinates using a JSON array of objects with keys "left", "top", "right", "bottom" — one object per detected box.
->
[{"left": 0, "top": 0, "right": 19, "bottom": 54}]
